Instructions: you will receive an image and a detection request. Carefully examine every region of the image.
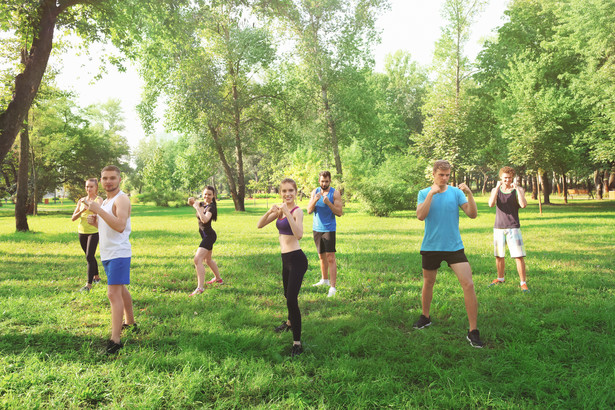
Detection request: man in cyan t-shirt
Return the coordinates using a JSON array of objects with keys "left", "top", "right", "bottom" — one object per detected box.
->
[{"left": 413, "top": 160, "right": 483, "bottom": 348}]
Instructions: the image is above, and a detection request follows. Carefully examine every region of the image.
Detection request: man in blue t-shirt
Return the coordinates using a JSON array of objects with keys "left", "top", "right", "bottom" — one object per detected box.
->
[
  {"left": 413, "top": 160, "right": 483, "bottom": 348},
  {"left": 307, "top": 170, "right": 343, "bottom": 297}
]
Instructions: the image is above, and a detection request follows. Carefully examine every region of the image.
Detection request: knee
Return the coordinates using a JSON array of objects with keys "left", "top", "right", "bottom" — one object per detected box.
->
[
  {"left": 460, "top": 279, "right": 475, "bottom": 292},
  {"left": 193, "top": 255, "right": 202, "bottom": 265},
  {"left": 326, "top": 253, "right": 336, "bottom": 264}
]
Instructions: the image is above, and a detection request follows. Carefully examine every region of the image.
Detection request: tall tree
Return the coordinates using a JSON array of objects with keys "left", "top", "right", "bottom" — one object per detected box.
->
[
  {"left": 415, "top": 0, "right": 486, "bottom": 179},
  {"left": 268, "top": 0, "right": 389, "bottom": 177},
  {"left": 0, "top": 0, "right": 188, "bottom": 164}
]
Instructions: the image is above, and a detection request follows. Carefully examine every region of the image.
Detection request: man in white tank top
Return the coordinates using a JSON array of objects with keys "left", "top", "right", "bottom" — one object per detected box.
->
[{"left": 85, "top": 165, "right": 136, "bottom": 354}]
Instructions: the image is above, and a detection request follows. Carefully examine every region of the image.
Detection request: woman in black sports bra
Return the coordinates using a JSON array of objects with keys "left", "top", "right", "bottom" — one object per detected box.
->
[
  {"left": 188, "top": 185, "right": 223, "bottom": 296},
  {"left": 257, "top": 178, "right": 308, "bottom": 357}
]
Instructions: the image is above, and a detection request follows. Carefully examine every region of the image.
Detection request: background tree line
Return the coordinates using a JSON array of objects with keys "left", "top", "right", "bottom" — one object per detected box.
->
[{"left": 2, "top": 0, "right": 614, "bottom": 230}]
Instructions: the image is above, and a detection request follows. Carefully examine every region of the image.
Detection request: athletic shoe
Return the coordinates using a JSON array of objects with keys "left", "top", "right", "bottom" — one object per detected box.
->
[
  {"left": 274, "top": 321, "right": 291, "bottom": 333},
  {"left": 106, "top": 340, "right": 123, "bottom": 355},
  {"left": 122, "top": 323, "right": 139, "bottom": 334},
  {"left": 488, "top": 278, "right": 505, "bottom": 287},
  {"left": 520, "top": 283, "right": 530, "bottom": 292},
  {"left": 291, "top": 344, "right": 303, "bottom": 357},
  {"left": 413, "top": 314, "right": 432, "bottom": 329},
  {"left": 189, "top": 288, "right": 204, "bottom": 296},
  {"left": 467, "top": 329, "right": 484, "bottom": 348},
  {"left": 312, "top": 279, "right": 330, "bottom": 287},
  {"left": 206, "top": 278, "right": 223, "bottom": 285},
  {"left": 93, "top": 278, "right": 101, "bottom": 284},
  {"left": 79, "top": 286, "right": 91, "bottom": 292},
  {"left": 327, "top": 287, "right": 337, "bottom": 297}
]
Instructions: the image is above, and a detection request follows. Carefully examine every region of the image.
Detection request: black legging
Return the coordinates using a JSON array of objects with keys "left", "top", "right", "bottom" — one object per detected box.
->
[
  {"left": 79, "top": 233, "right": 99, "bottom": 284},
  {"left": 281, "top": 249, "right": 308, "bottom": 342}
]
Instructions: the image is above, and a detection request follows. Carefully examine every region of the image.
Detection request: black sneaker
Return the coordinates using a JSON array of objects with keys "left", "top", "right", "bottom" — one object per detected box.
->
[
  {"left": 291, "top": 344, "right": 303, "bottom": 357},
  {"left": 413, "top": 314, "right": 432, "bottom": 329},
  {"left": 467, "top": 329, "right": 484, "bottom": 348},
  {"left": 106, "top": 340, "right": 123, "bottom": 355},
  {"left": 274, "top": 321, "right": 291, "bottom": 333},
  {"left": 122, "top": 323, "right": 139, "bottom": 334},
  {"left": 79, "top": 286, "right": 91, "bottom": 292}
]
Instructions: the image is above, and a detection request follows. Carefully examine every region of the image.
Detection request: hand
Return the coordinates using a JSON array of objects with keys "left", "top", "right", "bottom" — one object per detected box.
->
[
  {"left": 430, "top": 183, "right": 445, "bottom": 195},
  {"left": 84, "top": 198, "right": 101, "bottom": 214},
  {"left": 496, "top": 181, "right": 502, "bottom": 189},
  {"left": 268, "top": 204, "right": 280, "bottom": 215},
  {"left": 187, "top": 197, "right": 195, "bottom": 206},
  {"left": 192, "top": 201, "right": 201, "bottom": 210},
  {"left": 87, "top": 214, "right": 97, "bottom": 225},
  {"left": 458, "top": 183, "right": 472, "bottom": 194},
  {"left": 280, "top": 202, "right": 290, "bottom": 215},
  {"left": 314, "top": 192, "right": 322, "bottom": 201},
  {"left": 322, "top": 193, "right": 329, "bottom": 204}
]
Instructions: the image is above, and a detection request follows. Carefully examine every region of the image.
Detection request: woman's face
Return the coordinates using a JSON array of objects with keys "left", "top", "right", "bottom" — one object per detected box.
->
[
  {"left": 202, "top": 189, "right": 214, "bottom": 203},
  {"left": 280, "top": 182, "right": 296, "bottom": 203},
  {"left": 85, "top": 180, "right": 98, "bottom": 196}
]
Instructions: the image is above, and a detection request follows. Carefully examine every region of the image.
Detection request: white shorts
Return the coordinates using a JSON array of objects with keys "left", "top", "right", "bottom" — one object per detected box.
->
[{"left": 494, "top": 228, "right": 526, "bottom": 258}]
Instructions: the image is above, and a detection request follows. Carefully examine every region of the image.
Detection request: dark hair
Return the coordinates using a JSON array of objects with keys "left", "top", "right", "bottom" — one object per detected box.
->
[
  {"left": 280, "top": 178, "right": 298, "bottom": 192},
  {"left": 101, "top": 165, "right": 121, "bottom": 175},
  {"left": 319, "top": 170, "right": 332, "bottom": 179},
  {"left": 203, "top": 185, "right": 217, "bottom": 221},
  {"left": 86, "top": 178, "right": 98, "bottom": 185},
  {"left": 499, "top": 166, "right": 515, "bottom": 178},
  {"left": 432, "top": 160, "right": 451, "bottom": 173}
]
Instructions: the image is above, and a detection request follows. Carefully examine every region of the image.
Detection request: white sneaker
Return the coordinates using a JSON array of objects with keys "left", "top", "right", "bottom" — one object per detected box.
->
[
  {"left": 327, "top": 287, "right": 337, "bottom": 297},
  {"left": 313, "top": 279, "right": 330, "bottom": 287}
]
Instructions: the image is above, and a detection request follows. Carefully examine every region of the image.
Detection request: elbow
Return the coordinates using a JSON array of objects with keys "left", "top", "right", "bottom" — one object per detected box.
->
[{"left": 469, "top": 212, "right": 478, "bottom": 219}]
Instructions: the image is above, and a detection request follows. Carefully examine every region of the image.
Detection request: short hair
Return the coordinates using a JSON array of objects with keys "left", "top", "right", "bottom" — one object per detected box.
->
[
  {"left": 499, "top": 166, "right": 516, "bottom": 177},
  {"left": 86, "top": 178, "right": 98, "bottom": 185},
  {"left": 280, "top": 178, "right": 298, "bottom": 192},
  {"left": 433, "top": 160, "right": 451, "bottom": 173},
  {"left": 101, "top": 165, "right": 121, "bottom": 175},
  {"left": 319, "top": 170, "right": 331, "bottom": 180}
]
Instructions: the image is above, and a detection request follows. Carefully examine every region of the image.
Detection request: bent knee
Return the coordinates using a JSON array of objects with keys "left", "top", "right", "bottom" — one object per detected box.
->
[{"left": 326, "top": 253, "right": 336, "bottom": 264}]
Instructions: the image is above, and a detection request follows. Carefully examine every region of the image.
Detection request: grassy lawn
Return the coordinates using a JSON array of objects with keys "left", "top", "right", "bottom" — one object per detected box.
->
[{"left": 0, "top": 196, "right": 614, "bottom": 408}]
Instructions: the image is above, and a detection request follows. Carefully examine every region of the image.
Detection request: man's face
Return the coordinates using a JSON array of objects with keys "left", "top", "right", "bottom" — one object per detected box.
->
[
  {"left": 500, "top": 173, "right": 513, "bottom": 188},
  {"left": 101, "top": 170, "right": 121, "bottom": 193},
  {"left": 433, "top": 169, "right": 450, "bottom": 187},
  {"left": 319, "top": 176, "right": 331, "bottom": 191}
]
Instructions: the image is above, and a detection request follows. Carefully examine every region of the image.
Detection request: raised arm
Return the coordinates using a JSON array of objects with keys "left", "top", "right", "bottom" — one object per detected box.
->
[
  {"left": 86, "top": 195, "right": 131, "bottom": 233},
  {"left": 417, "top": 185, "right": 441, "bottom": 221},
  {"left": 307, "top": 188, "right": 320, "bottom": 214},
  {"left": 282, "top": 204, "right": 304, "bottom": 240},
  {"left": 513, "top": 183, "right": 527, "bottom": 208},
  {"left": 324, "top": 189, "right": 343, "bottom": 217},
  {"left": 71, "top": 198, "right": 86, "bottom": 221},
  {"left": 488, "top": 181, "right": 502, "bottom": 208},
  {"left": 194, "top": 203, "right": 212, "bottom": 224},
  {"left": 459, "top": 183, "right": 478, "bottom": 219},
  {"left": 257, "top": 205, "right": 280, "bottom": 229}
]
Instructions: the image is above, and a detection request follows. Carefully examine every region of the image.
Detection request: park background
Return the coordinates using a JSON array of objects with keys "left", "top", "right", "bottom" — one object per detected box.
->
[{"left": 1, "top": 0, "right": 615, "bottom": 407}]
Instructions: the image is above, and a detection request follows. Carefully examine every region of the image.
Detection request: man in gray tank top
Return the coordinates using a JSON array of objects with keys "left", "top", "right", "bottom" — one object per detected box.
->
[
  {"left": 487, "top": 166, "right": 529, "bottom": 292},
  {"left": 85, "top": 165, "right": 137, "bottom": 354}
]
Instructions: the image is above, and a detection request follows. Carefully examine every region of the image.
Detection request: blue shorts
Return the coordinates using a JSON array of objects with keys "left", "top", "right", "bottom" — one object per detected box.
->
[{"left": 102, "top": 257, "right": 131, "bottom": 285}]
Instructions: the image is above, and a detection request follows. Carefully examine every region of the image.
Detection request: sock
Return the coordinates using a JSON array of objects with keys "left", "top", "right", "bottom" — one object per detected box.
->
[
  {"left": 520, "top": 281, "right": 526, "bottom": 286},
  {"left": 498, "top": 277, "right": 505, "bottom": 282}
]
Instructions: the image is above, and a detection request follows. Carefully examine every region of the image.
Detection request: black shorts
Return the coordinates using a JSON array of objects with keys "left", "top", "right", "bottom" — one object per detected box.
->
[
  {"left": 420, "top": 249, "right": 468, "bottom": 270},
  {"left": 313, "top": 231, "right": 336, "bottom": 254},
  {"left": 199, "top": 229, "right": 217, "bottom": 250}
]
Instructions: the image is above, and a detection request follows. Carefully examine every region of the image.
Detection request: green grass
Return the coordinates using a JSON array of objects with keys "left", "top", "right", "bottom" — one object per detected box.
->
[{"left": 1, "top": 196, "right": 614, "bottom": 408}]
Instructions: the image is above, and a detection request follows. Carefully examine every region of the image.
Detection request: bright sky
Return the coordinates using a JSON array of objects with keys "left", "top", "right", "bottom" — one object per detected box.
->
[{"left": 54, "top": 0, "right": 510, "bottom": 149}]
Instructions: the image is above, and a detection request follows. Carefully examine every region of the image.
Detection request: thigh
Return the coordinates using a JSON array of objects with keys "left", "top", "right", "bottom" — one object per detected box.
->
[
  {"left": 321, "top": 231, "right": 336, "bottom": 253},
  {"left": 493, "top": 229, "right": 507, "bottom": 257},
  {"left": 506, "top": 228, "right": 526, "bottom": 258},
  {"left": 87, "top": 233, "right": 99, "bottom": 255},
  {"left": 449, "top": 261, "right": 473, "bottom": 287},
  {"left": 79, "top": 234, "right": 88, "bottom": 253},
  {"left": 313, "top": 231, "right": 324, "bottom": 254}
]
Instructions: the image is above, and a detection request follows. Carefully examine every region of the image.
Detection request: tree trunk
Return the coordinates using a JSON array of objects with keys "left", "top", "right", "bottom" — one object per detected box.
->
[
  {"left": 537, "top": 173, "right": 542, "bottom": 215},
  {"left": 0, "top": 0, "right": 61, "bottom": 164},
  {"left": 609, "top": 166, "right": 615, "bottom": 190},
  {"left": 208, "top": 125, "right": 244, "bottom": 211},
  {"left": 15, "top": 122, "right": 30, "bottom": 232},
  {"left": 603, "top": 169, "right": 610, "bottom": 195},
  {"left": 481, "top": 172, "right": 488, "bottom": 195},
  {"left": 531, "top": 175, "right": 538, "bottom": 200},
  {"left": 540, "top": 171, "right": 551, "bottom": 204},
  {"left": 563, "top": 173, "right": 568, "bottom": 204},
  {"left": 594, "top": 170, "right": 603, "bottom": 200},
  {"left": 319, "top": 82, "right": 343, "bottom": 177}
]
